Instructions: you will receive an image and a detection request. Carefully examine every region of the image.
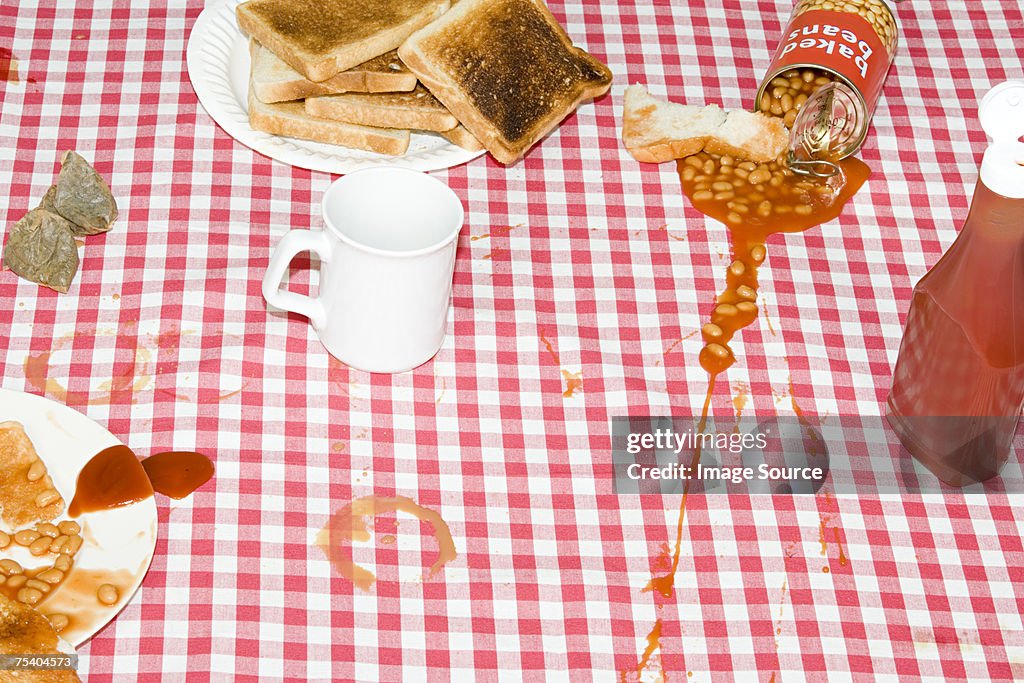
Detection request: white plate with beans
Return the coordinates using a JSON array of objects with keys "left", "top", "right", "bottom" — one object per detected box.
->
[{"left": 0, "top": 388, "right": 157, "bottom": 647}]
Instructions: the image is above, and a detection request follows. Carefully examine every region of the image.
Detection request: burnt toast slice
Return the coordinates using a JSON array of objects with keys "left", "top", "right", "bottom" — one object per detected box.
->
[
  {"left": 237, "top": 0, "right": 450, "bottom": 82},
  {"left": 398, "top": 0, "right": 612, "bottom": 164}
]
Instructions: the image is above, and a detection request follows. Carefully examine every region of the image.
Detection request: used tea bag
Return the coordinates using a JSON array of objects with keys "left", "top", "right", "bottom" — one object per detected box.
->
[
  {"left": 46, "top": 151, "right": 117, "bottom": 235},
  {"left": 2, "top": 208, "right": 80, "bottom": 293}
]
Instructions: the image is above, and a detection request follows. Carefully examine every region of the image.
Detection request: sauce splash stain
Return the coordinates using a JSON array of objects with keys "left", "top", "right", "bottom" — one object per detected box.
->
[
  {"left": 68, "top": 445, "right": 214, "bottom": 515},
  {"left": 317, "top": 495, "right": 456, "bottom": 591},
  {"left": 0, "top": 47, "right": 19, "bottom": 83},
  {"left": 141, "top": 451, "right": 215, "bottom": 499}
]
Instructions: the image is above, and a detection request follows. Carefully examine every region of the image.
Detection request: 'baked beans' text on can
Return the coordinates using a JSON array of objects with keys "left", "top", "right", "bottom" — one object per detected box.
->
[{"left": 755, "top": 0, "right": 898, "bottom": 159}]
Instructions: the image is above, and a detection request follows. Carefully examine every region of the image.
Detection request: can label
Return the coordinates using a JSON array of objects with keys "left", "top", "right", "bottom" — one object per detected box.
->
[{"left": 768, "top": 9, "right": 891, "bottom": 114}]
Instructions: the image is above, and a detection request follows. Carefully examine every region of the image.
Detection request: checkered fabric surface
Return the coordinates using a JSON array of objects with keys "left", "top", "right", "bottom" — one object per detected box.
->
[{"left": 1, "top": 0, "right": 1022, "bottom": 680}]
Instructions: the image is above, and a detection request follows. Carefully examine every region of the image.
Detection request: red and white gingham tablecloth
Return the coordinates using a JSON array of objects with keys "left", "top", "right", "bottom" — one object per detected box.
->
[{"left": 1, "top": 0, "right": 1023, "bottom": 680}]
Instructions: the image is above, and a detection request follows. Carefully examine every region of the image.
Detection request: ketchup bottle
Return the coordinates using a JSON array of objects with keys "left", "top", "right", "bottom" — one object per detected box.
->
[{"left": 887, "top": 81, "right": 1024, "bottom": 487}]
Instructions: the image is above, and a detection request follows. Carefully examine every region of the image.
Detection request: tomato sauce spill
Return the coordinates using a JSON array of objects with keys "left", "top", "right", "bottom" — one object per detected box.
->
[
  {"left": 68, "top": 445, "right": 153, "bottom": 516},
  {"left": 643, "top": 155, "right": 870, "bottom": 600},
  {"left": 316, "top": 495, "right": 456, "bottom": 591},
  {"left": 141, "top": 451, "right": 215, "bottom": 499},
  {"left": 69, "top": 446, "right": 214, "bottom": 515}
]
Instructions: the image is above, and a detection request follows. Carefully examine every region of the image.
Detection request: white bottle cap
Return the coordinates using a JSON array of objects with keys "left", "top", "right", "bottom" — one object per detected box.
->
[{"left": 979, "top": 81, "right": 1024, "bottom": 199}]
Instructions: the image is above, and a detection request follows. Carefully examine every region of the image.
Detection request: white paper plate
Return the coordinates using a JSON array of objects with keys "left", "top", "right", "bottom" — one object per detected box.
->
[
  {"left": 0, "top": 388, "right": 157, "bottom": 647},
  {"left": 186, "top": 0, "right": 486, "bottom": 174}
]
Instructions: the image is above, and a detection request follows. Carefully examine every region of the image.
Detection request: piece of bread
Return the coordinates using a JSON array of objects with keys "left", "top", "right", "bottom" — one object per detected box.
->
[
  {"left": 398, "top": 0, "right": 613, "bottom": 164},
  {"left": 622, "top": 85, "right": 789, "bottom": 163},
  {"left": 237, "top": 0, "right": 450, "bottom": 82},
  {"left": 438, "top": 124, "right": 484, "bottom": 152},
  {"left": 248, "top": 81, "right": 410, "bottom": 156},
  {"left": 306, "top": 83, "right": 458, "bottom": 132},
  {"left": 0, "top": 595, "right": 80, "bottom": 682},
  {"left": 251, "top": 41, "right": 416, "bottom": 103},
  {"left": 0, "top": 421, "right": 65, "bottom": 530}
]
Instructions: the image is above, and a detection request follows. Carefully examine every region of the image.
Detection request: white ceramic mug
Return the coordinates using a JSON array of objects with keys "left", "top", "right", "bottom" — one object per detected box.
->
[{"left": 262, "top": 168, "right": 465, "bottom": 373}]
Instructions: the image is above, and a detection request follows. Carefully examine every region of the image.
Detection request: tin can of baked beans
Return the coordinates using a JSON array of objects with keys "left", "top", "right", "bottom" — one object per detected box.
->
[{"left": 755, "top": 0, "right": 898, "bottom": 161}]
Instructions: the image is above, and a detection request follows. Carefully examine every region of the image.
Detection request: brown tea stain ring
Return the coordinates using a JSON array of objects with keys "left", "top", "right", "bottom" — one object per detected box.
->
[{"left": 317, "top": 495, "right": 456, "bottom": 591}]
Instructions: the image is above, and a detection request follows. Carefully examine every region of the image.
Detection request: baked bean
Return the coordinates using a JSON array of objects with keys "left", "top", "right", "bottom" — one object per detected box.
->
[
  {"left": 0, "top": 532, "right": 9, "bottom": 550},
  {"left": 61, "top": 534, "right": 83, "bottom": 556},
  {"left": 97, "top": 583, "right": 120, "bottom": 605},
  {"left": 684, "top": 157, "right": 703, "bottom": 169},
  {"left": 702, "top": 343, "right": 731, "bottom": 360},
  {"left": 775, "top": 205, "right": 793, "bottom": 214},
  {"left": 714, "top": 191, "right": 735, "bottom": 201},
  {"left": 26, "top": 459, "right": 46, "bottom": 482},
  {"left": 26, "top": 579, "right": 50, "bottom": 593},
  {"left": 0, "top": 559, "right": 23, "bottom": 576},
  {"left": 714, "top": 304, "right": 738, "bottom": 319},
  {"left": 48, "top": 614, "right": 69, "bottom": 632},
  {"left": 36, "top": 489, "right": 60, "bottom": 507},
  {"left": 37, "top": 568, "right": 64, "bottom": 584},
  {"left": 736, "top": 285, "right": 757, "bottom": 301},
  {"left": 702, "top": 323, "right": 724, "bottom": 341},
  {"left": 29, "top": 536, "right": 52, "bottom": 556},
  {"left": 750, "top": 245, "right": 767, "bottom": 264},
  {"left": 693, "top": 190, "right": 714, "bottom": 202},
  {"left": 702, "top": 159, "right": 715, "bottom": 174},
  {"left": 795, "top": 204, "right": 814, "bottom": 215},
  {"left": 711, "top": 182, "right": 732, "bottom": 193},
  {"left": 748, "top": 167, "right": 772, "bottom": 185},
  {"left": 7, "top": 575, "right": 26, "bottom": 589},
  {"left": 682, "top": 166, "right": 697, "bottom": 182},
  {"left": 17, "top": 587, "right": 43, "bottom": 605},
  {"left": 729, "top": 260, "right": 746, "bottom": 277},
  {"left": 38, "top": 523, "right": 60, "bottom": 538},
  {"left": 49, "top": 536, "right": 69, "bottom": 553},
  {"left": 14, "top": 529, "right": 40, "bottom": 546},
  {"left": 57, "top": 520, "right": 80, "bottom": 536},
  {"left": 54, "top": 555, "right": 73, "bottom": 572},
  {"left": 720, "top": 155, "right": 735, "bottom": 167},
  {"left": 736, "top": 301, "right": 759, "bottom": 316},
  {"left": 726, "top": 212, "right": 743, "bottom": 225}
]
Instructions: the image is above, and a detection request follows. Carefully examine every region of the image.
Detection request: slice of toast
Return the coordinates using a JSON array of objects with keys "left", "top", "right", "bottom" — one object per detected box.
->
[
  {"left": 622, "top": 85, "right": 789, "bottom": 163},
  {"left": 237, "top": 0, "right": 450, "bottom": 82},
  {"left": 0, "top": 421, "right": 65, "bottom": 530},
  {"left": 306, "top": 83, "right": 458, "bottom": 132},
  {"left": 398, "top": 0, "right": 613, "bottom": 165},
  {"left": 438, "top": 124, "right": 484, "bottom": 152},
  {"left": 0, "top": 595, "right": 81, "bottom": 682},
  {"left": 251, "top": 41, "right": 416, "bottom": 103},
  {"left": 248, "top": 82, "right": 410, "bottom": 156}
]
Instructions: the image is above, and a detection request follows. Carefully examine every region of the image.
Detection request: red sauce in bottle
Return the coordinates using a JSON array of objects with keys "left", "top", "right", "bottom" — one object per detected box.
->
[{"left": 887, "top": 180, "right": 1024, "bottom": 486}]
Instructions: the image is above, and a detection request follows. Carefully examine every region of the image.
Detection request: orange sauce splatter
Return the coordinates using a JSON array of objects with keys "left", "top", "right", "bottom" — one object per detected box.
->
[
  {"left": 561, "top": 369, "right": 583, "bottom": 397},
  {"left": 621, "top": 620, "right": 663, "bottom": 683}
]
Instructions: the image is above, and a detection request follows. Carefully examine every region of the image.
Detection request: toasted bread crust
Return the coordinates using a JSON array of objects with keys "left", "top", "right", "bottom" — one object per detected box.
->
[
  {"left": 622, "top": 85, "right": 788, "bottom": 164},
  {"left": 439, "top": 124, "right": 484, "bottom": 152},
  {"left": 399, "top": 0, "right": 612, "bottom": 164},
  {"left": 252, "top": 42, "right": 416, "bottom": 103},
  {"left": 248, "top": 85, "right": 410, "bottom": 155},
  {"left": 0, "top": 421, "right": 64, "bottom": 530},
  {"left": 237, "top": 0, "right": 449, "bottom": 81},
  {"left": 305, "top": 84, "right": 458, "bottom": 131}
]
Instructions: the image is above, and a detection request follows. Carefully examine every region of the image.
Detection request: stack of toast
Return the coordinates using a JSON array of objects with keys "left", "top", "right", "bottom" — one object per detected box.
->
[{"left": 237, "top": 0, "right": 612, "bottom": 164}]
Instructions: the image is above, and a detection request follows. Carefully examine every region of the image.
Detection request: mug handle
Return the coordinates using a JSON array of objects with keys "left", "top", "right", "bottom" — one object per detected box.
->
[{"left": 262, "top": 230, "right": 331, "bottom": 330}]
